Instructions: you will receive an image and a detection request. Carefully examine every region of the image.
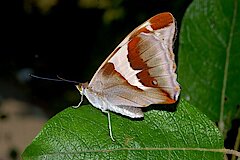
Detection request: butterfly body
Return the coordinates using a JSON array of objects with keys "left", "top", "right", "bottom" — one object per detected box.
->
[{"left": 76, "top": 12, "right": 180, "bottom": 119}]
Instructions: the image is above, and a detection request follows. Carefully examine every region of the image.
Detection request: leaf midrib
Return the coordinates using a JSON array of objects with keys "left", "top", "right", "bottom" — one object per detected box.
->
[
  {"left": 219, "top": 0, "right": 238, "bottom": 133},
  {"left": 27, "top": 147, "right": 231, "bottom": 156}
]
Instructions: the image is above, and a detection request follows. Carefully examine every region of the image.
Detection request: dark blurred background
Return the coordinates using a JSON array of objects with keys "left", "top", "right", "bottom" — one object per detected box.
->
[{"left": 0, "top": 0, "right": 192, "bottom": 159}]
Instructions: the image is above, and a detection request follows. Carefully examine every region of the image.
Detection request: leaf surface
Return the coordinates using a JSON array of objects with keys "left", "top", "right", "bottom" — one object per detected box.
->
[
  {"left": 178, "top": 0, "right": 240, "bottom": 132},
  {"left": 22, "top": 100, "right": 224, "bottom": 160}
]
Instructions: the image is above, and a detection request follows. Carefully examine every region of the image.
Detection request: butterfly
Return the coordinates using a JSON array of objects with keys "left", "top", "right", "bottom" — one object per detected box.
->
[{"left": 74, "top": 12, "right": 181, "bottom": 141}]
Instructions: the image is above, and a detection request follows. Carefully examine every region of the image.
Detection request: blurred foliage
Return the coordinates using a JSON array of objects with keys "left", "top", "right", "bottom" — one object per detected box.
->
[
  {"left": 24, "top": 0, "right": 58, "bottom": 14},
  {"left": 78, "top": 0, "right": 125, "bottom": 24},
  {"left": 24, "top": 0, "right": 125, "bottom": 23},
  {"left": 78, "top": 0, "right": 113, "bottom": 8}
]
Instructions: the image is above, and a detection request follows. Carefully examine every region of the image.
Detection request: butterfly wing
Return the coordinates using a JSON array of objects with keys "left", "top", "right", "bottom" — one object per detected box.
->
[{"left": 86, "top": 12, "right": 180, "bottom": 117}]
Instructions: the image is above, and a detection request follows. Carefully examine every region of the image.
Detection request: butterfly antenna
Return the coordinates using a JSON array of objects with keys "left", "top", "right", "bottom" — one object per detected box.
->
[
  {"left": 29, "top": 74, "right": 80, "bottom": 85},
  {"left": 56, "top": 75, "right": 80, "bottom": 84},
  {"left": 29, "top": 74, "right": 63, "bottom": 82}
]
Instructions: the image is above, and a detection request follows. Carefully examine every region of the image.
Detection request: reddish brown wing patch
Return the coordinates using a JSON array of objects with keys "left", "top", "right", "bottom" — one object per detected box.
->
[
  {"left": 160, "top": 89, "right": 176, "bottom": 104},
  {"left": 127, "top": 35, "right": 160, "bottom": 88},
  {"left": 149, "top": 12, "right": 174, "bottom": 30},
  {"left": 136, "top": 70, "right": 157, "bottom": 87},
  {"left": 126, "top": 12, "right": 175, "bottom": 89},
  {"left": 127, "top": 35, "right": 159, "bottom": 88},
  {"left": 102, "top": 61, "right": 115, "bottom": 77},
  {"left": 125, "top": 12, "right": 179, "bottom": 103},
  {"left": 102, "top": 62, "right": 143, "bottom": 91},
  {"left": 101, "top": 62, "right": 176, "bottom": 105},
  {"left": 127, "top": 37, "right": 147, "bottom": 70},
  {"left": 130, "top": 27, "right": 150, "bottom": 39}
]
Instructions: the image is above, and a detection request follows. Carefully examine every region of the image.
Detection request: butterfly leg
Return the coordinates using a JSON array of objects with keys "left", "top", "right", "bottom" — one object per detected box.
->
[
  {"left": 102, "top": 110, "right": 115, "bottom": 141},
  {"left": 72, "top": 93, "right": 84, "bottom": 109}
]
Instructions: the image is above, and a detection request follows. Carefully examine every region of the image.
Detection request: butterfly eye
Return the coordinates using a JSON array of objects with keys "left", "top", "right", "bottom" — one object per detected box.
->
[{"left": 76, "top": 84, "right": 82, "bottom": 91}]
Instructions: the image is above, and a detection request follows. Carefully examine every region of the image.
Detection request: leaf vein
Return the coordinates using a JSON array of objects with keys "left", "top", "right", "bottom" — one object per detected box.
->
[{"left": 219, "top": 0, "right": 238, "bottom": 133}]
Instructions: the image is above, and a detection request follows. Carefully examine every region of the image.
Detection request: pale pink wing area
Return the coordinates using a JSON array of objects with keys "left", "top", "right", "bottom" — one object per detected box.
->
[{"left": 89, "top": 12, "right": 180, "bottom": 107}]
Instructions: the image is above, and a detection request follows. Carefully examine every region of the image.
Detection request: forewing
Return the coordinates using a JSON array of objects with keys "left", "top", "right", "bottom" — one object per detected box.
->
[{"left": 89, "top": 12, "right": 180, "bottom": 107}]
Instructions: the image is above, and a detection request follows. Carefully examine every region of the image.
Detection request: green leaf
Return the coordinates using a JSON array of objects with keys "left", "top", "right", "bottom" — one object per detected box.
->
[
  {"left": 178, "top": 0, "right": 240, "bottom": 133},
  {"left": 22, "top": 100, "right": 224, "bottom": 160}
]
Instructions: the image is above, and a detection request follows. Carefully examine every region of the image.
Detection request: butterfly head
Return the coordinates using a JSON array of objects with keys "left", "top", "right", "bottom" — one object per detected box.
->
[{"left": 76, "top": 82, "right": 89, "bottom": 95}]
